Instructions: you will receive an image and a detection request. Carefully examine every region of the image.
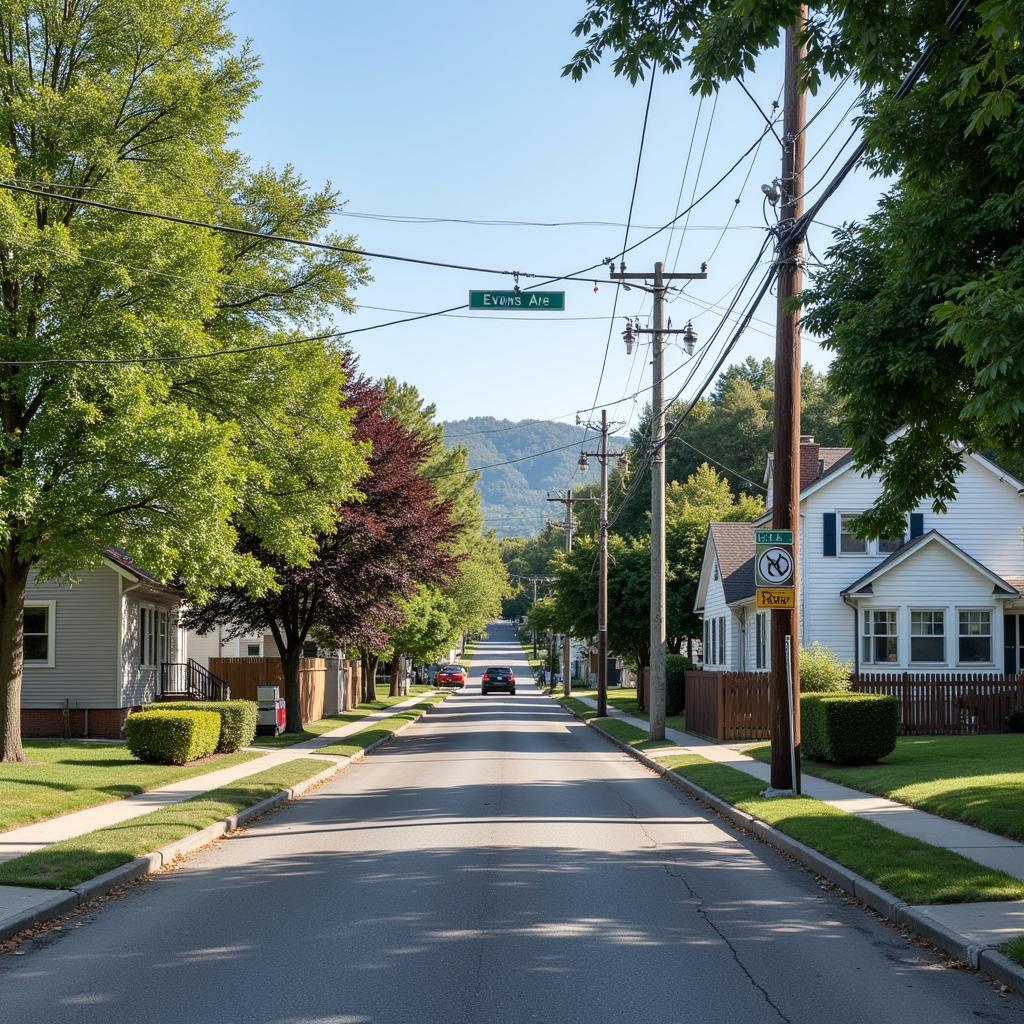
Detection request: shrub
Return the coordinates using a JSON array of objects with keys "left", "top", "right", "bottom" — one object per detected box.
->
[
  {"left": 665, "top": 655, "right": 694, "bottom": 715},
  {"left": 801, "top": 693, "right": 897, "bottom": 765},
  {"left": 1007, "top": 709, "right": 1024, "bottom": 733},
  {"left": 799, "top": 642, "right": 852, "bottom": 693},
  {"left": 126, "top": 710, "right": 221, "bottom": 765},
  {"left": 155, "top": 700, "right": 258, "bottom": 752}
]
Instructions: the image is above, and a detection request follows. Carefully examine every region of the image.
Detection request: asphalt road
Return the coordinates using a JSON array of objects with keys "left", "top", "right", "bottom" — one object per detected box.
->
[{"left": 1, "top": 621, "right": 1021, "bottom": 1024}]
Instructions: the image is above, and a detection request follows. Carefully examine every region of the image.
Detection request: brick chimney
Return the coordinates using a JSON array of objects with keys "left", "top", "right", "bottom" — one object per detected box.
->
[{"left": 799, "top": 435, "right": 821, "bottom": 491}]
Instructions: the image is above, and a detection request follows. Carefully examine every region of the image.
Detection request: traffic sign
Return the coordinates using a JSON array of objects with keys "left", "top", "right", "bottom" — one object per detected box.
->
[
  {"left": 468, "top": 290, "right": 565, "bottom": 311},
  {"left": 755, "top": 529, "right": 793, "bottom": 545},
  {"left": 756, "top": 588, "right": 796, "bottom": 610}
]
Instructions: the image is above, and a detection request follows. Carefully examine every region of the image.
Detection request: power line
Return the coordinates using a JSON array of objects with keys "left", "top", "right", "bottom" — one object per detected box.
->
[{"left": 666, "top": 436, "right": 767, "bottom": 492}]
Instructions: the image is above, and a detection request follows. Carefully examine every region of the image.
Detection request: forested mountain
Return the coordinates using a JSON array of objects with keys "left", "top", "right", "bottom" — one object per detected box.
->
[{"left": 440, "top": 418, "right": 627, "bottom": 538}]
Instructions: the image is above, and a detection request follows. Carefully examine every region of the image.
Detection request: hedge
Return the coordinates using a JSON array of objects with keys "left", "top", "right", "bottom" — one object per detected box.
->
[
  {"left": 801, "top": 692, "right": 897, "bottom": 765},
  {"left": 665, "top": 655, "right": 693, "bottom": 716},
  {"left": 126, "top": 710, "right": 221, "bottom": 765},
  {"left": 154, "top": 700, "right": 257, "bottom": 752}
]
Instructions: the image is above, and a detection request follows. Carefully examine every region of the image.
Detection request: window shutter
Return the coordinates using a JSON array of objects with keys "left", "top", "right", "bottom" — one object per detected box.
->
[
  {"left": 823, "top": 513, "right": 837, "bottom": 556},
  {"left": 910, "top": 513, "right": 924, "bottom": 539}
]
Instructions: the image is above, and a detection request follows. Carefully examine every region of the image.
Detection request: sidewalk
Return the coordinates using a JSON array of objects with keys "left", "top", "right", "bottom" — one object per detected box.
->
[
  {"left": 0, "top": 691, "right": 435, "bottom": 864},
  {"left": 571, "top": 693, "right": 1024, "bottom": 964}
]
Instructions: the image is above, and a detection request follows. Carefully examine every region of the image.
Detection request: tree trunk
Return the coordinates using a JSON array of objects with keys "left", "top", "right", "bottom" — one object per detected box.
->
[
  {"left": 280, "top": 644, "right": 304, "bottom": 735},
  {"left": 360, "top": 651, "right": 379, "bottom": 703},
  {"left": 636, "top": 655, "right": 647, "bottom": 712},
  {"left": 687, "top": 636, "right": 693, "bottom": 660},
  {"left": 0, "top": 554, "right": 31, "bottom": 762},
  {"left": 388, "top": 654, "right": 401, "bottom": 698}
]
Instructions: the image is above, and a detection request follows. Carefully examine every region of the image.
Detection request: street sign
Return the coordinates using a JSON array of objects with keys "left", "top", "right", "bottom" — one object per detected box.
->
[
  {"left": 468, "top": 290, "right": 565, "bottom": 311},
  {"left": 755, "top": 529, "right": 794, "bottom": 608},
  {"left": 756, "top": 588, "right": 796, "bottom": 610}
]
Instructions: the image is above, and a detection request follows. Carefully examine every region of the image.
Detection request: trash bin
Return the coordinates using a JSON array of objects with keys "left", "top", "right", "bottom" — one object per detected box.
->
[{"left": 256, "top": 685, "right": 285, "bottom": 736}]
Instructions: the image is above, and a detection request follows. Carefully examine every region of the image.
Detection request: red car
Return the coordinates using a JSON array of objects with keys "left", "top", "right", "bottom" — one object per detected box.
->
[{"left": 436, "top": 664, "right": 466, "bottom": 687}]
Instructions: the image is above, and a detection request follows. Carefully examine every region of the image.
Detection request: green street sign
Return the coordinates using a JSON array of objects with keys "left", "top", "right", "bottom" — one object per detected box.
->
[
  {"left": 755, "top": 530, "right": 793, "bottom": 545},
  {"left": 468, "top": 290, "right": 565, "bottom": 311}
]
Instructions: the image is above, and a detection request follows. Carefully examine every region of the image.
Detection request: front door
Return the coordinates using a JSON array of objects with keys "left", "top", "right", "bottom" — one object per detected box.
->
[{"left": 1004, "top": 613, "right": 1022, "bottom": 675}]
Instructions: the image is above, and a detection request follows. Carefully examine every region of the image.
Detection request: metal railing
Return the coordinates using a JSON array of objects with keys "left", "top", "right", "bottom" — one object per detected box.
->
[{"left": 160, "top": 659, "right": 232, "bottom": 702}]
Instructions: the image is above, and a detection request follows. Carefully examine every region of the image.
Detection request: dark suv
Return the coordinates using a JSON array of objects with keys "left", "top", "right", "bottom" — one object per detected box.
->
[{"left": 481, "top": 666, "right": 516, "bottom": 695}]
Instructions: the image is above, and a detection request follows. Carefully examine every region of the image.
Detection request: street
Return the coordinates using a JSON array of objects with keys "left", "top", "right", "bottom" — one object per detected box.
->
[{"left": 0, "top": 621, "right": 1020, "bottom": 1024}]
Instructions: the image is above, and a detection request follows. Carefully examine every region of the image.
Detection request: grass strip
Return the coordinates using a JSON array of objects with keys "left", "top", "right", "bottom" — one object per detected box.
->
[
  {"left": 657, "top": 751, "right": 1024, "bottom": 905},
  {"left": 316, "top": 697, "right": 445, "bottom": 757},
  {"left": 572, "top": 688, "right": 686, "bottom": 732},
  {"left": 745, "top": 735, "right": 1024, "bottom": 841},
  {"left": 0, "top": 759, "right": 330, "bottom": 890},
  {"left": 1001, "top": 937, "right": 1024, "bottom": 967},
  {"left": 253, "top": 686, "right": 437, "bottom": 748},
  {"left": 1, "top": 745, "right": 264, "bottom": 832}
]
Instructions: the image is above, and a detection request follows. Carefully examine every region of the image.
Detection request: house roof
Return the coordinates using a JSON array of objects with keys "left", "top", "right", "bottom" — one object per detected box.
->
[
  {"left": 103, "top": 547, "right": 180, "bottom": 593},
  {"left": 708, "top": 522, "right": 756, "bottom": 605},
  {"left": 840, "top": 530, "right": 1020, "bottom": 598}
]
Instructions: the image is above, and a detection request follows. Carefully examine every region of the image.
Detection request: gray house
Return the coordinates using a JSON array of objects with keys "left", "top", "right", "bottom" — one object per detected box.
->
[{"left": 21, "top": 548, "right": 184, "bottom": 739}]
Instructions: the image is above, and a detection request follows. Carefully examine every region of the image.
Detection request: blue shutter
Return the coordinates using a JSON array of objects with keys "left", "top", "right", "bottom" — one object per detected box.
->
[
  {"left": 910, "top": 513, "right": 924, "bottom": 539},
  {"left": 823, "top": 513, "right": 837, "bottom": 556}
]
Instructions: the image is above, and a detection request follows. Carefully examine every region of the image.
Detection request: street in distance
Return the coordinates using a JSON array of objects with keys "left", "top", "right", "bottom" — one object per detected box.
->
[{"left": 468, "top": 290, "right": 565, "bottom": 310}]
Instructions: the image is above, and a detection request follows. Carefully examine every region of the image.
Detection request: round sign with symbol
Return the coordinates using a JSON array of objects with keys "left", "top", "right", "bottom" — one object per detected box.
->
[{"left": 757, "top": 546, "right": 793, "bottom": 586}]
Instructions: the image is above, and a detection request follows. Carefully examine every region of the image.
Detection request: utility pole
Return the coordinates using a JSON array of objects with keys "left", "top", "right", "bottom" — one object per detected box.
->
[
  {"left": 532, "top": 576, "right": 539, "bottom": 659},
  {"left": 547, "top": 488, "right": 598, "bottom": 698},
  {"left": 614, "top": 262, "right": 706, "bottom": 740},
  {"left": 578, "top": 411, "right": 628, "bottom": 717},
  {"left": 769, "top": 7, "right": 808, "bottom": 793}
]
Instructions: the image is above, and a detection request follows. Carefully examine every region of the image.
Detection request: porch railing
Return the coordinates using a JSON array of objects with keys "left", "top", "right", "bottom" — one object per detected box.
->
[{"left": 159, "top": 659, "right": 232, "bottom": 702}]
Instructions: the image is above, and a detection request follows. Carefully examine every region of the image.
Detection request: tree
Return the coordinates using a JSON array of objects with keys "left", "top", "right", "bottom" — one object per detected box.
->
[
  {"left": 186, "top": 372, "right": 460, "bottom": 730},
  {"left": 666, "top": 465, "right": 764, "bottom": 654},
  {"left": 0, "top": 2, "right": 368, "bottom": 760},
  {"left": 564, "top": 0, "right": 1024, "bottom": 536}
]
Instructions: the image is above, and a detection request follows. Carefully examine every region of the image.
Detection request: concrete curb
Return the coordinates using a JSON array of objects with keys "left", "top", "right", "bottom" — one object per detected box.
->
[
  {"left": 555, "top": 697, "right": 1024, "bottom": 996},
  {"left": 0, "top": 696, "right": 448, "bottom": 945}
]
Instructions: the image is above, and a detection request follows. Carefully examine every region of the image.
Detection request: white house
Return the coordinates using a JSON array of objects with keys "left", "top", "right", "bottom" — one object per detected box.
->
[{"left": 694, "top": 435, "right": 1024, "bottom": 676}]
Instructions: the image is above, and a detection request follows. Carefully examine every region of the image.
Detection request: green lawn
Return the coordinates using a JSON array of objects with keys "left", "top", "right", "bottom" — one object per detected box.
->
[
  {"left": 316, "top": 696, "right": 446, "bottom": 757},
  {"left": 574, "top": 687, "right": 686, "bottom": 732},
  {"left": 1002, "top": 936, "right": 1024, "bottom": 967},
  {"left": 573, "top": 708, "right": 1024, "bottom": 906},
  {"left": 0, "top": 758, "right": 329, "bottom": 889},
  {"left": 252, "top": 686, "right": 437, "bottom": 748},
  {"left": 0, "top": 743, "right": 264, "bottom": 833},
  {"left": 745, "top": 734, "right": 1024, "bottom": 841}
]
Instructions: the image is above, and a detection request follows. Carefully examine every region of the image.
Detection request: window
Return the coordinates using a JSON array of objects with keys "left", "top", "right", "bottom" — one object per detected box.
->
[
  {"left": 862, "top": 609, "right": 898, "bottom": 663},
  {"left": 958, "top": 610, "right": 992, "bottom": 663},
  {"left": 23, "top": 602, "right": 54, "bottom": 666},
  {"left": 910, "top": 610, "right": 944, "bottom": 663},
  {"left": 139, "top": 606, "right": 169, "bottom": 668},
  {"left": 755, "top": 612, "right": 768, "bottom": 670},
  {"left": 246, "top": 643, "right": 261, "bottom": 657},
  {"left": 840, "top": 513, "right": 867, "bottom": 553},
  {"left": 703, "top": 619, "right": 710, "bottom": 663},
  {"left": 877, "top": 530, "right": 907, "bottom": 553},
  {"left": 712, "top": 559, "right": 719, "bottom": 581},
  {"left": 717, "top": 616, "right": 726, "bottom": 665}
]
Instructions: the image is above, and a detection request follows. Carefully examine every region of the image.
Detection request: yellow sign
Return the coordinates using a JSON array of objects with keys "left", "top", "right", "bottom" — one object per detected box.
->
[{"left": 756, "top": 587, "right": 796, "bottom": 610}]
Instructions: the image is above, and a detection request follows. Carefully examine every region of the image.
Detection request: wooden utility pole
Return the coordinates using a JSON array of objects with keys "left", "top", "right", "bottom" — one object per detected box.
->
[
  {"left": 612, "top": 263, "right": 706, "bottom": 740},
  {"left": 547, "top": 488, "right": 597, "bottom": 697},
  {"left": 770, "top": 8, "right": 808, "bottom": 793}
]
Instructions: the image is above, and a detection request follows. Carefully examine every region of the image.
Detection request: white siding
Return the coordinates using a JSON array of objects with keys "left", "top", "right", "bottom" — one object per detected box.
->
[
  {"left": 121, "top": 590, "right": 182, "bottom": 707},
  {"left": 856, "top": 542, "right": 1006, "bottom": 673},
  {"left": 22, "top": 568, "right": 120, "bottom": 709}
]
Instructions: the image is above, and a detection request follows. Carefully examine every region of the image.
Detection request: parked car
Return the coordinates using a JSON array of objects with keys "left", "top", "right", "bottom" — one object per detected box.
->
[
  {"left": 436, "top": 664, "right": 466, "bottom": 687},
  {"left": 481, "top": 666, "right": 516, "bottom": 695}
]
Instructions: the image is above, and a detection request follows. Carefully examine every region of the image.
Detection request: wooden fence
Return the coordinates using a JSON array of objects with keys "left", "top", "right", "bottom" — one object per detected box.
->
[
  {"left": 684, "top": 671, "right": 772, "bottom": 742},
  {"left": 851, "top": 672, "right": 1024, "bottom": 735},
  {"left": 209, "top": 657, "right": 327, "bottom": 723},
  {"left": 683, "top": 669, "right": 1024, "bottom": 740}
]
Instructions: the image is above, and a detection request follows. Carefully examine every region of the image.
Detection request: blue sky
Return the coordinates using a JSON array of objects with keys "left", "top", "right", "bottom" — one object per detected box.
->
[{"left": 227, "top": 2, "right": 883, "bottom": 429}]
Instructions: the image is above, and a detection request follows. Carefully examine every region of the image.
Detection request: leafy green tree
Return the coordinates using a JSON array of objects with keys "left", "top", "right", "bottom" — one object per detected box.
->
[
  {"left": 0, "top": 1, "right": 368, "bottom": 760},
  {"left": 564, "top": 0, "right": 1024, "bottom": 536}
]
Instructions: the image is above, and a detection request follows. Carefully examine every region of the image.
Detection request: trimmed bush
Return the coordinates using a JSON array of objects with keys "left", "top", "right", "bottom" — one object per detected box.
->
[
  {"left": 155, "top": 700, "right": 258, "bottom": 752},
  {"left": 665, "top": 655, "right": 694, "bottom": 715},
  {"left": 126, "top": 710, "right": 221, "bottom": 765},
  {"left": 1007, "top": 709, "right": 1024, "bottom": 733},
  {"left": 801, "top": 692, "right": 898, "bottom": 765},
  {"left": 799, "top": 642, "right": 852, "bottom": 693}
]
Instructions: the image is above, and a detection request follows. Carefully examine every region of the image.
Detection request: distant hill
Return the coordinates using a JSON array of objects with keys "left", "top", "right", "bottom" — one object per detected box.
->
[{"left": 441, "top": 418, "right": 628, "bottom": 538}]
